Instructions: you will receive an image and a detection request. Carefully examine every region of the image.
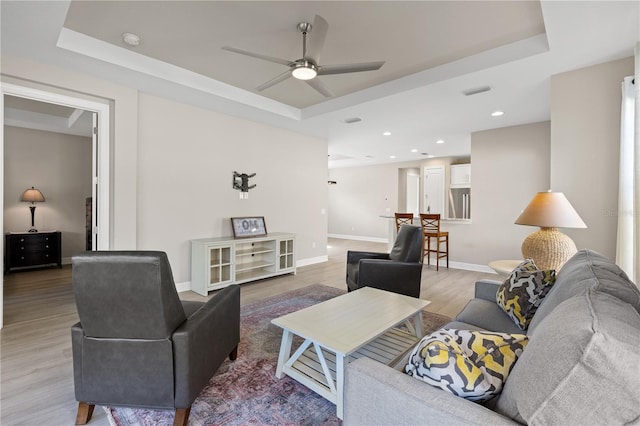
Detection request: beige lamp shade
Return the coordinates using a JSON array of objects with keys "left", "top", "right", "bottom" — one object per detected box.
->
[
  {"left": 20, "top": 187, "right": 45, "bottom": 203},
  {"left": 515, "top": 191, "right": 586, "bottom": 271},
  {"left": 515, "top": 191, "right": 586, "bottom": 228}
]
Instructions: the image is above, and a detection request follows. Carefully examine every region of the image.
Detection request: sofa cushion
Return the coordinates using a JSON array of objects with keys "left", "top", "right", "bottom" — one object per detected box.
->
[
  {"left": 496, "top": 260, "right": 556, "bottom": 330},
  {"left": 405, "top": 329, "right": 528, "bottom": 402},
  {"left": 527, "top": 249, "right": 640, "bottom": 334},
  {"left": 495, "top": 290, "right": 640, "bottom": 424},
  {"left": 454, "top": 299, "right": 524, "bottom": 334}
]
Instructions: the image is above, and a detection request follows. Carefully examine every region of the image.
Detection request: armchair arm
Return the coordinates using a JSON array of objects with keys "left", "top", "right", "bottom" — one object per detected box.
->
[
  {"left": 172, "top": 284, "right": 240, "bottom": 408},
  {"left": 344, "top": 358, "right": 519, "bottom": 425},
  {"left": 347, "top": 250, "right": 389, "bottom": 265},
  {"left": 357, "top": 259, "right": 423, "bottom": 298},
  {"left": 475, "top": 279, "right": 503, "bottom": 301}
]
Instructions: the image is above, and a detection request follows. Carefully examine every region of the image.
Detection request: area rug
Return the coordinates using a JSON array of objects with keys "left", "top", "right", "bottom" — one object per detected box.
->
[{"left": 106, "top": 284, "right": 451, "bottom": 426}]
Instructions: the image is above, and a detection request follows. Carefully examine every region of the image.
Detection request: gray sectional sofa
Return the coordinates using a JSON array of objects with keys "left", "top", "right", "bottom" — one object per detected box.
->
[{"left": 344, "top": 250, "right": 640, "bottom": 425}]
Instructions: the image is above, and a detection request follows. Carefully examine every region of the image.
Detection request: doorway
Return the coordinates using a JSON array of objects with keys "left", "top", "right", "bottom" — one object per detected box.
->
[
  {"left": 0, "top": 83, "right": 110, "bottom": 329},
  {"left": 424, "top": 166, "right": 445, "bottom": 215}
]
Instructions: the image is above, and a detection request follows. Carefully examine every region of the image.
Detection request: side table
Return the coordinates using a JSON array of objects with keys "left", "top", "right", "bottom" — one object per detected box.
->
[
  {"left": 488, "top": 259, "right": 522, "bottom": 277},
  {"left": 5, "top": 231, "right": 62, "bottom": 273}
]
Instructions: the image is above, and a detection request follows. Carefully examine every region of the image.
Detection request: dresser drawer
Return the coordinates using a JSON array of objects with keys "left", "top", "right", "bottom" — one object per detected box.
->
[{"left": 5, "top": 232, "right": 62, "bottom": 272}]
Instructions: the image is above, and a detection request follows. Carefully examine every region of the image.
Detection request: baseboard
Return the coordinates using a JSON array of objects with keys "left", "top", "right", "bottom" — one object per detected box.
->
[
  {"left": 448, "top": 261, "right": 496, "bottom": 274},
  {"left": 175, "top": 280, "right": 191, "bottom": 293},
  {"left": 422, "top": 255, "right": 496, "bottom": 274},
  {"left": 328, "top": 233, "right": 388, "bottom": 244},
  {"left": 297, "top": 255, "right": 328, "bottom": 267}
]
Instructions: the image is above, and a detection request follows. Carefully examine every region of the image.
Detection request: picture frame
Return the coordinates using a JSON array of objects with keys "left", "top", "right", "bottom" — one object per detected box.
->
[{"left": 231, "top": 216, "right": 268, "bottom": 238}]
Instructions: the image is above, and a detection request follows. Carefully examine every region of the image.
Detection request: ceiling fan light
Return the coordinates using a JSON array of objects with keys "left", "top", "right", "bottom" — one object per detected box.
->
[{"left": 292, "top": 63, "right": 317, "bottom": 80}]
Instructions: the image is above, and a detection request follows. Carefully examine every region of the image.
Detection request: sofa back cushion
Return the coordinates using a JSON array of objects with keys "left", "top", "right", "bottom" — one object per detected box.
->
[
  {"left": 389, "top": 225, "right": 423, "bottom": 262},
  {"left": 527, "top": 249, "right": 640, "bottom": 334},
  {"left": 494, "top": 290, "right": 640, "bottom": 424}
]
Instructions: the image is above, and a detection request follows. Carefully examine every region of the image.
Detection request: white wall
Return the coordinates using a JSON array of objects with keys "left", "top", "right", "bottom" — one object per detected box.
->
[
  {"left": 466, "top": 121, "right": 551, "bottom": 264},
  {"left": 550, "top": 57, "right": 634, "bottom": 259},
  {"left": 3, "top": 126, "right": 92, "bottom": 259},
  {"left": 328, "top": 162, "right": 419, "bottom": 240},
  {"left": 327, "top": 123, "right": 550, "bottom": 268},
  {"left": 137, "top": 93, "right": 328, "bottom": 283}
]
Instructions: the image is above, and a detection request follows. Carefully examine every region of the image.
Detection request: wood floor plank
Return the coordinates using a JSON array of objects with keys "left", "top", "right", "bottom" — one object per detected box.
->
[{"left": 0, "top": 237, "right": 497, "bottom": 425}]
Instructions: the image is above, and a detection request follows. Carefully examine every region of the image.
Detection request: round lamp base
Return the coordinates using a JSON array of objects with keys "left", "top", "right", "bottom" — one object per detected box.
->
[{"left": 521, "top": 227, "right": 577, "bottom": 271}]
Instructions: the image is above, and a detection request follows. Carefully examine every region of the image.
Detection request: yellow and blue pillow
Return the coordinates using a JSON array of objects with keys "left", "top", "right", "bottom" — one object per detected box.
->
[{"left": 405, "top": 328, "right": 528, "bottom": 402}]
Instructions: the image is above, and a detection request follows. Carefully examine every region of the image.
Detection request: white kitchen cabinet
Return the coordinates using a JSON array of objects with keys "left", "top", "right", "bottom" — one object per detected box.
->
[{"left": 450, "top": 164, "right": 471, "bottom": 188}]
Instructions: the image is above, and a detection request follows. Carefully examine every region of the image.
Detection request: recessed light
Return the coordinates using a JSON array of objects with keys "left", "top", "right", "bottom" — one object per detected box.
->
[
  {"left": 491, "top": 111, "right": 504, "bottom": 117},
  {"left": 411, "top": 149, "right": 418, "bottom": 153},
  {"left": 436, "top": 139, "right": 445, "bottom": 144},
  {"left": 383, "top": 131, "right": 391, "bottom": 136},
  {"left": 122, "top": 32, "right": 141, "bottom": 46},
  {"left": 389, "top": 155, "right": 396, "bottom": 159}
]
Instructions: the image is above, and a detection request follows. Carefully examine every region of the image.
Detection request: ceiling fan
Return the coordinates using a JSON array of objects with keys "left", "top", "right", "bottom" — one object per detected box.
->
[{"left": 222, "top": 15, "right": 385, "bottom": 97}]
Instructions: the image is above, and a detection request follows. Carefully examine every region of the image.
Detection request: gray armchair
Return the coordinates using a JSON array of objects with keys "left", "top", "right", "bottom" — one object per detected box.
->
[
  {"left": 71, "top": 251, "right": 240, "bottom": 426},
  {"left": 346, "top": 225, "right": 424, "bottom": 297}
]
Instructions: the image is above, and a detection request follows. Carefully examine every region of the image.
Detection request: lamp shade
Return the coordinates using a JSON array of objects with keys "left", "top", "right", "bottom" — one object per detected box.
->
[
  {"left": 514, "top": 191, "right": 586, "bottom": 229},
  {"left": 20, "top": 187, "right": 45, "bottom": 203}
]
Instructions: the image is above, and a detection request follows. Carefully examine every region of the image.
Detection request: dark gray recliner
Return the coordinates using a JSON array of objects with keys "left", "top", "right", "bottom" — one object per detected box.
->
[
  {"left": 346, "top": 224, "right": 424, "bottom": 297},
  {"left": 71, "top": 251, "right": 240, "bottom": 426}
]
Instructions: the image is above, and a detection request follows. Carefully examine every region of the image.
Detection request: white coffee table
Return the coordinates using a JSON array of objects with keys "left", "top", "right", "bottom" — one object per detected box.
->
[{"left": 271, "top": 287, "right": 430, "bottom": 419}]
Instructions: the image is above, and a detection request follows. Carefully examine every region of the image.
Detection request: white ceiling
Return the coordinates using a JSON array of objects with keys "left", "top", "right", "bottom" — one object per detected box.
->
[
  {"left": 1, "top": 1, "right": 638, "bottom": 168},
  {"left": 4, "top": 95, "right": 93, "bottom": 138}
]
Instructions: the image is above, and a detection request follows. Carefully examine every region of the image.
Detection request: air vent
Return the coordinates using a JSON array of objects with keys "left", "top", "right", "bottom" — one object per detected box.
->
[
  {"left": 462, "top": 86, "right": 491, "bottom": 96},
  {"left": 344, "top": 117, "right": 362, "bottom": 124}
]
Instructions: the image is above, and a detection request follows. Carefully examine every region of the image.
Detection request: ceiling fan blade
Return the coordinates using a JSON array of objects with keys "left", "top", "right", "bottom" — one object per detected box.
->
[
  {"left": 305, "top": 15, "right": 328, "bottom": 63},
  {"left": 222, "top": 46, "right": 292, "bottom": 67},
  {"left": 305, "top": 77, "right": 334, "bottom": 98},
  {"left": 256, "top": 69, "right": 292, "bottom": 92},
  {"left": 317, "top": 61, "right": 385, "bottom": 76}
]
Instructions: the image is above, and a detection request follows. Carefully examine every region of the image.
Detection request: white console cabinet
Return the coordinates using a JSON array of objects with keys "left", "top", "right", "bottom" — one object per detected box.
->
[{"left": 191, "top": 232, "right": 296, "bottom": 296}]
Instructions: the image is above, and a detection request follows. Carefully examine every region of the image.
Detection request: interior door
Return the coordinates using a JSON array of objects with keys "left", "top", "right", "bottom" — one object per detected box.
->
[{"left": 424, "top": 166, "right": 444, "bottom": 215}]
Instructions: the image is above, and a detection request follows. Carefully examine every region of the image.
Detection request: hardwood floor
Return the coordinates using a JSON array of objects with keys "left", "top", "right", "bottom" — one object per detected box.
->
[{"left": 0, "top": 238, "right": 498, "bottom": 425}]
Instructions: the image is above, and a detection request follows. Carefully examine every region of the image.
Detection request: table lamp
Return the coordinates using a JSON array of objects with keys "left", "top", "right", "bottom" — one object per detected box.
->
[
  {"left": 514, "top": 191, "right": 586, "bottom": 271},
  {"left": 20, "top": 186, "right": 45, "bottom": 232}
]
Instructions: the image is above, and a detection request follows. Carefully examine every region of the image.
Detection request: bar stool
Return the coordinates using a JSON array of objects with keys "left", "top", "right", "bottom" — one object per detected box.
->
[
  {"left": 419, "top": 213, "right": 449, "bottom": 271},
  {"left": 394, "top": 213, "right": 414, "bottom": 232}
]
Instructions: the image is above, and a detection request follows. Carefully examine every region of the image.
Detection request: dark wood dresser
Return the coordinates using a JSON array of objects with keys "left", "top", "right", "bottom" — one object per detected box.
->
[{"left": 5, "top": 231, "right": 62, "bottom": 273}]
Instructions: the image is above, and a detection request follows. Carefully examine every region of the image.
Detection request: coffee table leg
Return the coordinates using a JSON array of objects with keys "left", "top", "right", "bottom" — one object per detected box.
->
[
  {"left": 414, "top": 311, "right": 424, "bottom": 338},
  {"left": 336, "top": 353, "right": 345, "bottom": 420},
  {"left": 276, "top": 330, "right": 293, "bottom": 379}
]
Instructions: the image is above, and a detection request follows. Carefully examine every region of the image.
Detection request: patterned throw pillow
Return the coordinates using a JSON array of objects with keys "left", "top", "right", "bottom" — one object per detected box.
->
[
  {"left": 405, "top": 329, "right": 528, "bottom": 402},
  {"left": 496, "top": 259, "right": 556, "bottom": 330}
]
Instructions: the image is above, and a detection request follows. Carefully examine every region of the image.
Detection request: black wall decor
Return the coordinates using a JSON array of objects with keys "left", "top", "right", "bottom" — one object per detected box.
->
[{"left": 232, "top": 171, "right": 256, "bottom": 193}]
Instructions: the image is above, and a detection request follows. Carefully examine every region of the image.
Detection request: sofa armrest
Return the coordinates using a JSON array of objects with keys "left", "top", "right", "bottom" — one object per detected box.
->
[
  {"left": 346, "top": 250, "right": 389, "bottom": 264},
  {"left": 172, "top": 284, "right": 240, "bottom": 408},
  {"left": 475, "top": 279, "right": 503, "bottom": 301},
  {"left": 357, "top": 259, "right": 422, "bottom": 298},
  {"left": 344, "top": 357, "right": 519, "bottom": 426}
]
